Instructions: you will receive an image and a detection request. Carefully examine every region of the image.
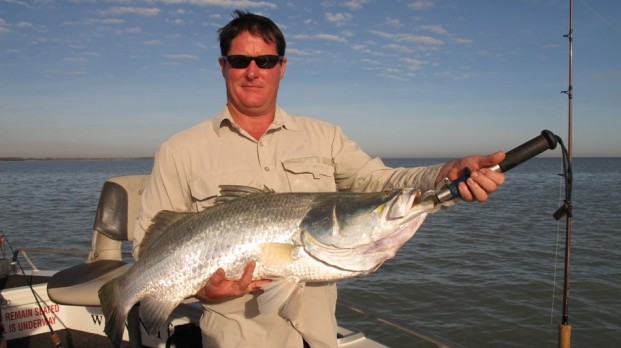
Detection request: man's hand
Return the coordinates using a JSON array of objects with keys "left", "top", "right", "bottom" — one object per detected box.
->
[
  {"left": 195, "top": 260, "right": 271, "bottom": 303},
  {"left": 437, "top": 151, "right": 506, "bottom": 202}
]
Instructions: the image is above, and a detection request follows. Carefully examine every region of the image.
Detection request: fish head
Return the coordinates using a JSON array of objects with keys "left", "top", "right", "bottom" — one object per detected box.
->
[{"left": 300, "top": 188, "right": 425, "bottom": 249}]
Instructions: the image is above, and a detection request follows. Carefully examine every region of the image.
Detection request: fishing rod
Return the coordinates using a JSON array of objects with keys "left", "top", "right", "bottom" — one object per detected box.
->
[{"left": 557, "top": 0, "right": 574, "bottom": 346}]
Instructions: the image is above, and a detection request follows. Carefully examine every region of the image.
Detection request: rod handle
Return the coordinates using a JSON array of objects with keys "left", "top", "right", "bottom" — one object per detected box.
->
[
  {"left": 493, "top": 130, "right": 558, "bottom": 173},
  {"left": 437, "top": 130, "right": 559, "bottom": 203}
]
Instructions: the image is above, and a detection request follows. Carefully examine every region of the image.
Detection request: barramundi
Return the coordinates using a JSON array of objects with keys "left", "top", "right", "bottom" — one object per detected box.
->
[{"left": 98, "top": 185, "right": 431, "bottom": 347}]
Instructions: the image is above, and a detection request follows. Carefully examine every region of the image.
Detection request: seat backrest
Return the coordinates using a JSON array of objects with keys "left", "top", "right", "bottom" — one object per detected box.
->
[{"left": 87, "top": 174, "right": 149, "bottom": 262}]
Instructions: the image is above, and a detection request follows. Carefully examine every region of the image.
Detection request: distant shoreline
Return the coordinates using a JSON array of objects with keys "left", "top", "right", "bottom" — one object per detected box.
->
[{"left": 0, "top": 157, "right": 154, "bottom": 161}]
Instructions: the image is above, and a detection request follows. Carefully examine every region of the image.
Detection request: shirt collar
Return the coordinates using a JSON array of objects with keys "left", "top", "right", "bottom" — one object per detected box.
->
[{"left": 212, "top": 105, "right": 302, "bottom": 136}]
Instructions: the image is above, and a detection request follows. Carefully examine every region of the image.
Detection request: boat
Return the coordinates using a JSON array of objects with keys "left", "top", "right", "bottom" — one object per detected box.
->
[{"left": 0, "top": 173, "right": 463, "bottom": 348}]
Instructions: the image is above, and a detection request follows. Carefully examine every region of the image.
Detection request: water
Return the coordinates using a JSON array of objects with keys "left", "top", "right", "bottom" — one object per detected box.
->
[
  {"left": 0, "top": 158, "right": 619, "bottom": 347},
  {"left": 0, "top": 159, "right": 153, "bottom": 268}
]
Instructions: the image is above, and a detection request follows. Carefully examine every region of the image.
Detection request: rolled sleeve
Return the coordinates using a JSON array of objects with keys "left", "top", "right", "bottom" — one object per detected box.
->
[{"left": 331, "top": 125, "right": 444, "bottom": 193}]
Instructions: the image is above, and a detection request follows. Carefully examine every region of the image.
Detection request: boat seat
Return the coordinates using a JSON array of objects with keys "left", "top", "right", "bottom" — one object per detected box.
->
[{"left": 47, "top": 174, "right": 149, "bottom": 306}]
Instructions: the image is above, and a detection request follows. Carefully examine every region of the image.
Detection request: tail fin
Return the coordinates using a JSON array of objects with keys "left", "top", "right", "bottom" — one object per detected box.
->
[{"left": 98, "top": 278, "right": 127, "bottom": 348}]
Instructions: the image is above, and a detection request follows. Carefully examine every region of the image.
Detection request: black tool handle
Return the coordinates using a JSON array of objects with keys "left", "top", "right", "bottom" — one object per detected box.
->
[
  {"left": 437, "top": 130, "right": 559, "bottom": 203},
  {"left": 494, "top": 130, "right": 558, "bottom": 173}
]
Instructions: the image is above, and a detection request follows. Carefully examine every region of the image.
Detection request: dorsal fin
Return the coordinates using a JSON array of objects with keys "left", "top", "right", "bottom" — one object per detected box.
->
[
  {"left": 215, "top": 185, "right": 273, "bottom": 204},
  {"left": 139, "top": 210, "right": 192, "bottom": 258}
]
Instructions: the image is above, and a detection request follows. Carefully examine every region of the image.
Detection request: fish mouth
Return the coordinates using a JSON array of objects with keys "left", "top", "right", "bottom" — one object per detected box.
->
[{"left": 381, "top": 188, "right": 423, "bottom": 221}]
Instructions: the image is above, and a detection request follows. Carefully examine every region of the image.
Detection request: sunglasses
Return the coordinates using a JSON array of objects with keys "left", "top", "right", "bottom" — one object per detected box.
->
[{"left": 222, "top": 55, "right": 283, "bottom": 69}]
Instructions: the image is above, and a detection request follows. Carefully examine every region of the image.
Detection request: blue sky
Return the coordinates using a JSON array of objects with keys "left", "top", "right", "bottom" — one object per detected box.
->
[{"left": 1, "top": 0, "right": 619, "bottom": 158}]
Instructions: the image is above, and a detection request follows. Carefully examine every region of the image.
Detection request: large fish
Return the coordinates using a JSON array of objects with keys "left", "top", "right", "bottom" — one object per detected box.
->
[{"left": 98, "top": 185, "right": 432, "bottom": 347}]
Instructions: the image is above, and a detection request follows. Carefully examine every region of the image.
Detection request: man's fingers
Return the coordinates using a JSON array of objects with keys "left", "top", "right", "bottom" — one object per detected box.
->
[
  {"left": 458, "top": 182, "right": 474, "bottom": 202},
  {"left": 479, "top": 168, "right": 505, "bottom": 186},
  {"left": 240, "top": 261, "right": 256, "bottom": 282},
  {"left": 483, "top": 151, "right": 505, "bottom": 168},
  {"left": 209, "top": 268, "right": 226, "bottom": 285},
  {"left": 244, "top": 260, "right": 257, "bottom": 274},
  {"left": 472, "top": 170, "right": 501, "bottom": 193}
]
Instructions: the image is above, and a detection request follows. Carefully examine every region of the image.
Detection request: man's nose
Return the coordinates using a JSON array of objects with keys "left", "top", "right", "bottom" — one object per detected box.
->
[{"left": 245, "top": 61, "right": 260, "bottom": 79}]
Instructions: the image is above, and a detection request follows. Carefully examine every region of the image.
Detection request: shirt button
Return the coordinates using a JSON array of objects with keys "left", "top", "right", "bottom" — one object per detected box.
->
[
  {"left": 259, "top": 141, "right": 264, "bottom": 147},
  {"left": 264, "top": 166, "right": 270, "bottom": 172}
]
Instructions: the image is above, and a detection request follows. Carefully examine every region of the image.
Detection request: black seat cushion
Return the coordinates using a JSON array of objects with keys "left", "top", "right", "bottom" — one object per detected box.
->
[{"left": 47, "top": 260, "right": 131, "bottom": 306}]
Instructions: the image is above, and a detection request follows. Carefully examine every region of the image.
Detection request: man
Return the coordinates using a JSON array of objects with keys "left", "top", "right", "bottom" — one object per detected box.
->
[{"left": 134, "top": 10, "right": 505, "bottom": 348}]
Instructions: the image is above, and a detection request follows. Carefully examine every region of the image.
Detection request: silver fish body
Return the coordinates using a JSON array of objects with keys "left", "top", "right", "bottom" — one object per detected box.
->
[{"left": 99, "top": 186, "right": 429, "bottom": 347}]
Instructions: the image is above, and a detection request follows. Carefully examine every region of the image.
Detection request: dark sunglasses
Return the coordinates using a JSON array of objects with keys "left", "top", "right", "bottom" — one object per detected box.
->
[{"left": 222, "top": 55, "right": 283, "bottom": 69}]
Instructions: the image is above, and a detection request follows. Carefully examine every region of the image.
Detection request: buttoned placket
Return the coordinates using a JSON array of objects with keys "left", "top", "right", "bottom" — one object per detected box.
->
[
  {"left": 257, "top": 134, "right": 277, "bottom": 186},
  {"left": 256, "top": 128, "right": 293, "bottom": 192},
  {"left": 258, "top": 138, "right": 269, "bottom": 171}
]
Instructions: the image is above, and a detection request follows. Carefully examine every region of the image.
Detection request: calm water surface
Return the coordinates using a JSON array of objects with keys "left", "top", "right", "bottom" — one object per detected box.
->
[{"left": 1, "top": 157, "right": 619, "bottom": 347}]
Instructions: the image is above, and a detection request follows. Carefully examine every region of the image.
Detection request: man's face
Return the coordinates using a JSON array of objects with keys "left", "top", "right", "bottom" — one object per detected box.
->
[{"left": 219, "top": 31, "right": 287, "bottom": 117}]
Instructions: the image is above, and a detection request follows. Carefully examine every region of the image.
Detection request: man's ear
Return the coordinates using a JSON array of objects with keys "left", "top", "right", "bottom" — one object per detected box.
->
[
  {"left": 218, "top": 57, "right": 226, "bottom": 77},
  {"left": 279, "top": 57, "right": 287, "bottom": 80}
]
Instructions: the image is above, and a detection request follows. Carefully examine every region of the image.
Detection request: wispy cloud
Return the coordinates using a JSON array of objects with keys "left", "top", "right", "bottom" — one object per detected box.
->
[
  {"left": 292, "top": 33, "right": 347, "bottom": 43},
  {"left": 0, "top": 18, "right": 10, "bottom": 33},
  {"left": 325, "top": 12, "right": 352, "bottom": 26},
  {"left": 453, "top": 37, "right": 474, "bottom": 45},
  {"left": 144, "top": 39, "right": 163, "bottom": 46},
  {"left": 16, "top": 21, "right": 33, "bottom": 29},
  {"left": 99, "top": 7, "right": 162, "bottom": 17},
  {"left": 369, "top": 30, "right": 394, "bottom": 39},
  {"left": 352, "top": 44, "right": 383, "bottom": 56},
  {"left": 397, "top": 34, "right": 443, "bottom": 46},
  {"left": 400, "top": 57, "right": 424, "bottom": 71},
  {"left": 101, "top": 19, "right": 125, "bottom": 25},
  {"left": 370, "top": 30, "right": 444, "bottom": 46},
  {"left": 434, "top": 70, "right": 474, "bottom": 80},
  {"left": 158, "top": 0, "right": 277, "bottom": 9},
  {"left": 419, "top": 24, "right": 473, "bottom": 46},
  {"left": 383, "top": 43, "right": 414, "bottom": 54},
  {"left": 43, "top": 68, "right": 86, "bottom": 77},
  {"left": 385, "top": 17, "right": 402, "bottom": 27},
  {"left": 408, "top": 0, "right": 434, "bottom": 10},
  {"left": 165, "top": 54, "right": 200, "bottom": 60},
  {"left": 285, "top": 47, "right": 324, "bottom": 56},
  {"left": 124, "top": 27, "right": 143, "bottom": 34},
  {"left": 343, "top": 0, "right": 369, "bottom": 10},
  {"left": 419, "top": 24, "right": 447, "bottom": 35}
]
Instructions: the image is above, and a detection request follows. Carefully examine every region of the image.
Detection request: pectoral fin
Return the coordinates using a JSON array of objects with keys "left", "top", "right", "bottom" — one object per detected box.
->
[
  {"left": 254, "top": 243, "right": 305, "bottom": 315},
  {"left": 256, "top": 278, "right": 302, "bottom": 316}
]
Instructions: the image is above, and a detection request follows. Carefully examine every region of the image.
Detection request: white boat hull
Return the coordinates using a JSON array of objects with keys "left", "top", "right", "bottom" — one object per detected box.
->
[{"left": 1, "top": 271, "right": 387, "bottom": 348}]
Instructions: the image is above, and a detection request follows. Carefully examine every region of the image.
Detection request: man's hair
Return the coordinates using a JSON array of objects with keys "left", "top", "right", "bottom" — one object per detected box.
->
[{"left": 218, "top": 10, "right": 286, "bottom": 57}]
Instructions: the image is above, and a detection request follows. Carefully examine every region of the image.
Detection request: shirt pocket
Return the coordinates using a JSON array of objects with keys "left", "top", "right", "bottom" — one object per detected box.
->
[
  {"left": 188, "top": 177, "right": 220, "bottom": 211},
  {"left": 281, "top": 156, "right": 336, "bottom": 192}
]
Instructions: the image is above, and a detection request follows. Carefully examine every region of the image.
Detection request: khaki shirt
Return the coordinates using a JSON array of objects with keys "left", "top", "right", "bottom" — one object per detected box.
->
[{"left": 134, "top": 106, "right": 443, "bottom": 347}]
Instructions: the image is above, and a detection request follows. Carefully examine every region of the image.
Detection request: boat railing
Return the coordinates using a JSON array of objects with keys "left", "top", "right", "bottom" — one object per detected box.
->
[
  {"left": 336, "top": 298, "right": 465, "bottom": 348},
  {"left": 9, "top": 247, "right": 133, "bottom": 272},
  {"left": 10, "top": 247, "right": 87, "bottom": 272}
]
